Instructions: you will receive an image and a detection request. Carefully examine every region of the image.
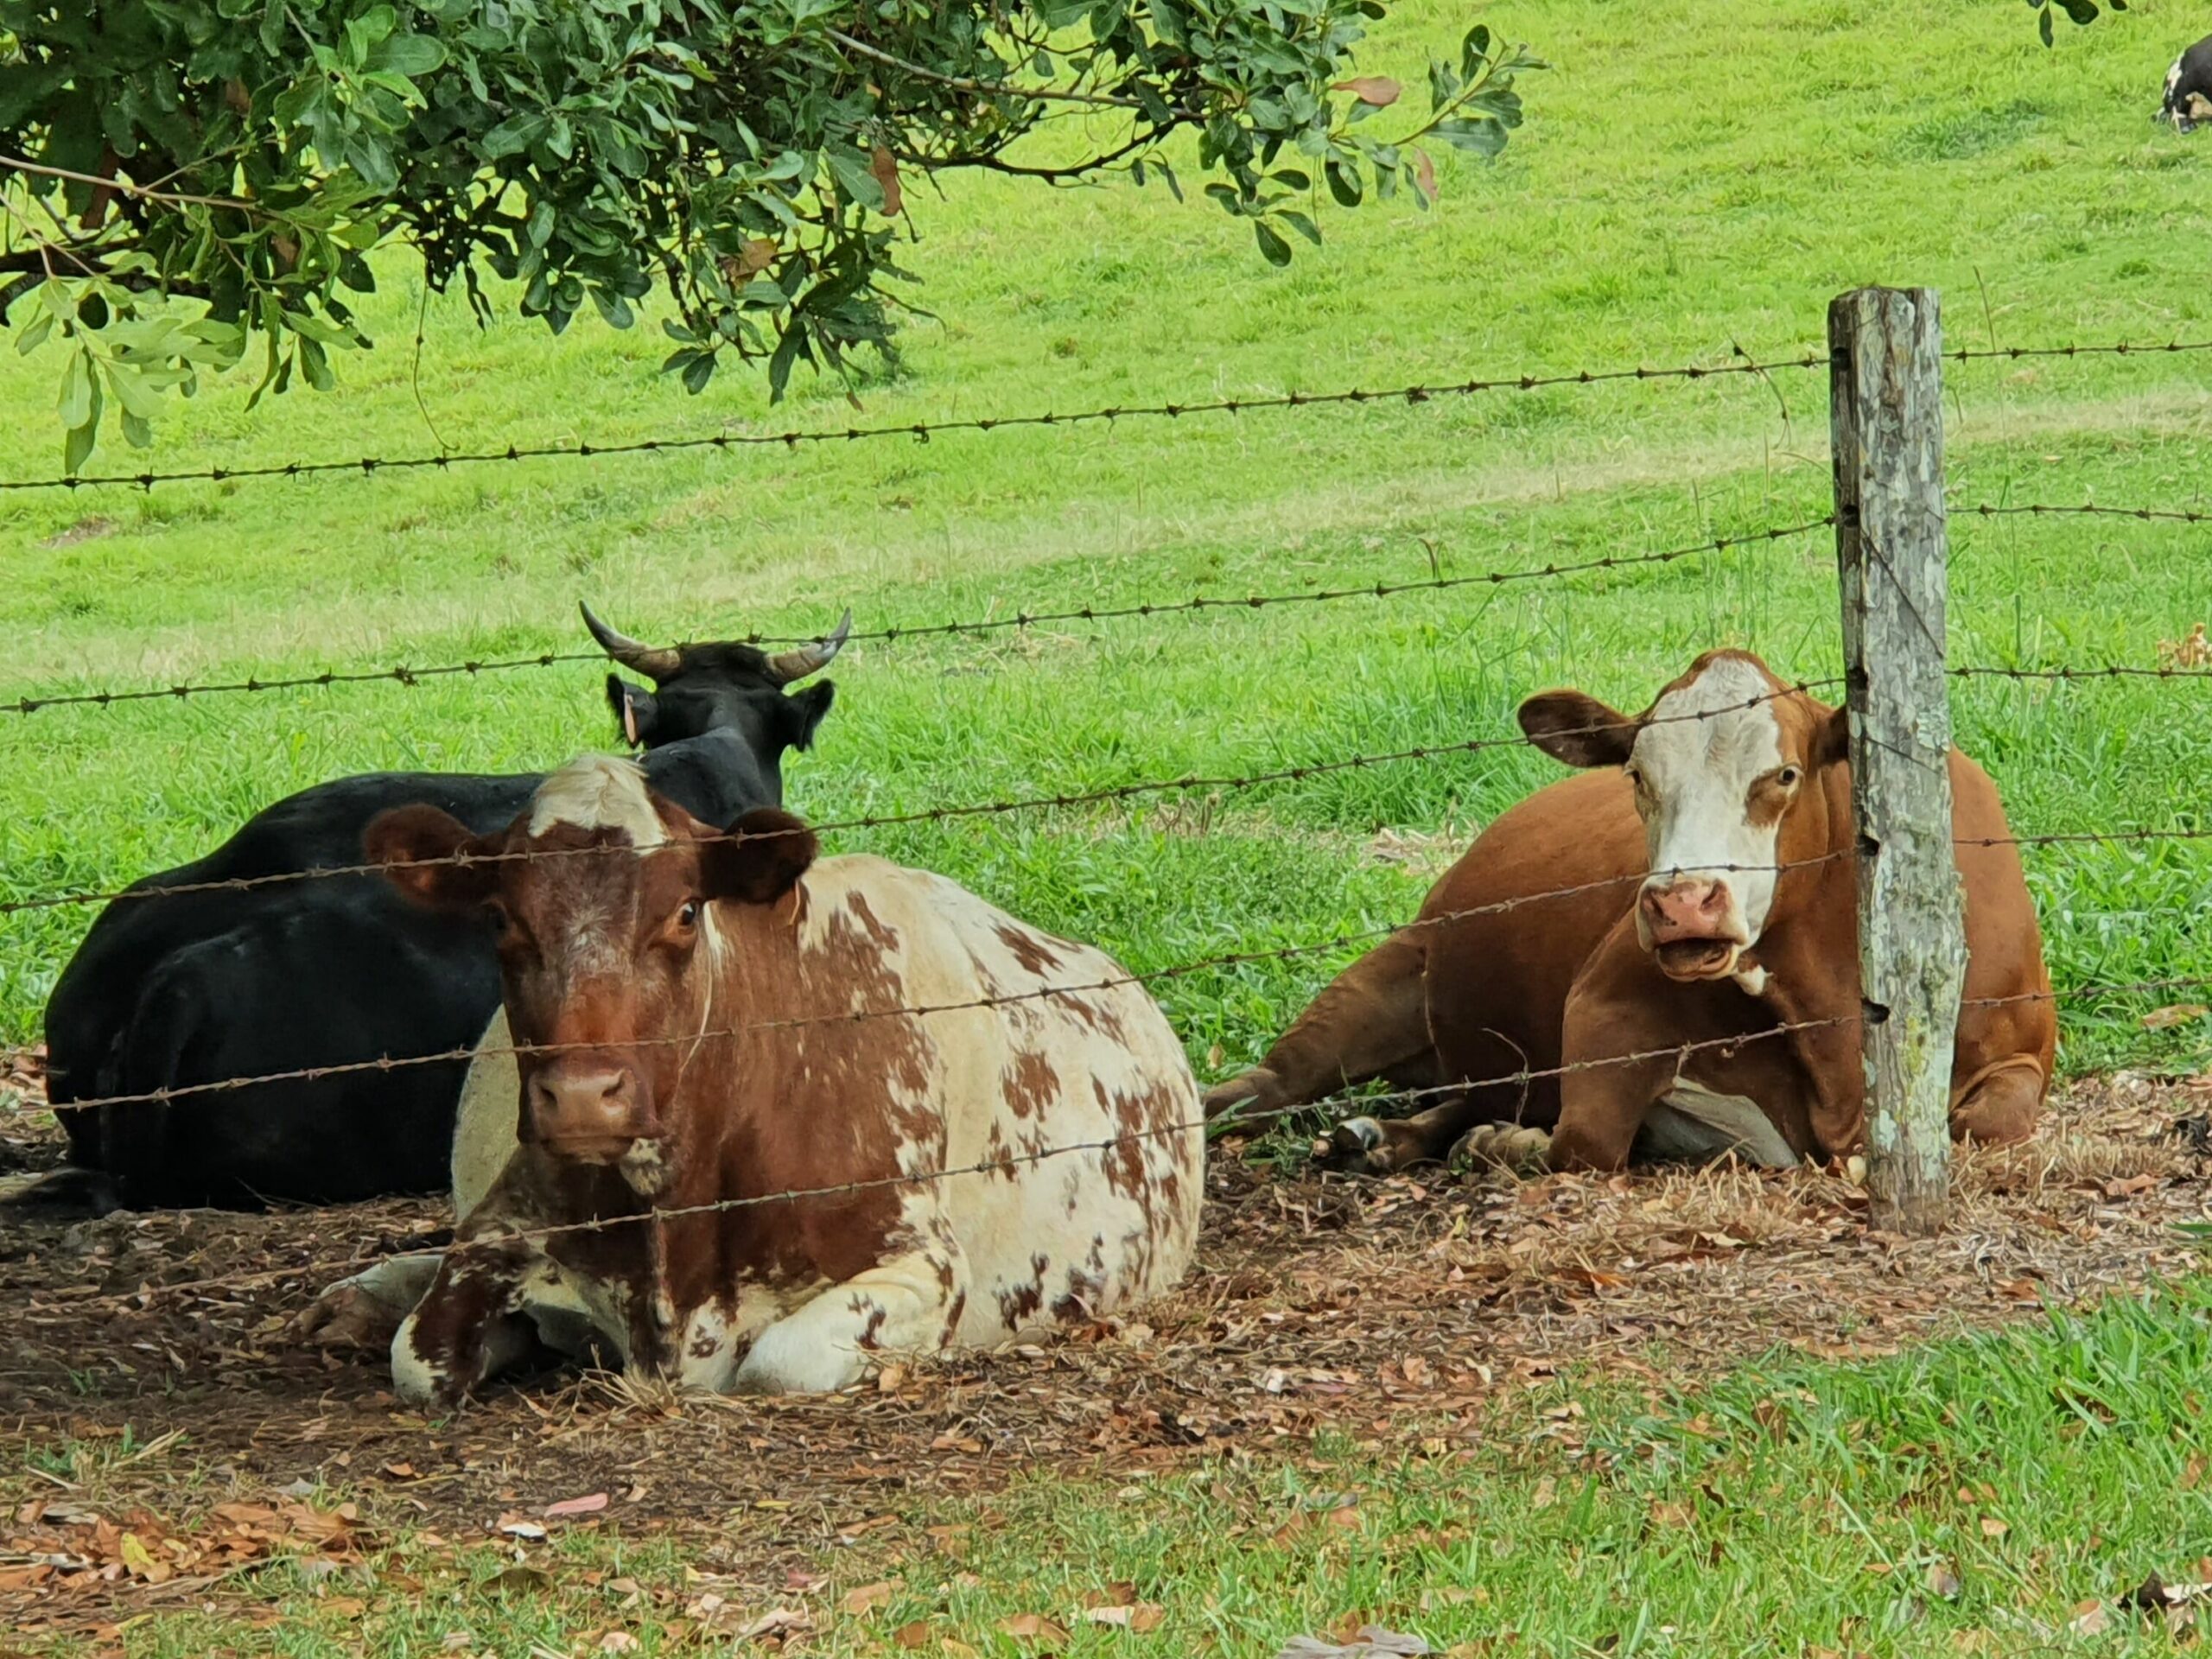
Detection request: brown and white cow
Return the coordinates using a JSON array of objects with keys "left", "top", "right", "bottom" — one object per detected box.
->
[
  {"left": 1204, "top": 651, "right": 2054, "bottom": 1173},
  {"left": 314, "top": 756, "right": 1200, "bottom": 1407}
]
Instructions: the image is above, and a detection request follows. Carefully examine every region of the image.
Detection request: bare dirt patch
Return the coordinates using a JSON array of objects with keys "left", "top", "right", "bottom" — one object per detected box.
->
[{"left": 0, "top": 1072, "right": 2205, "bottom": 1636}]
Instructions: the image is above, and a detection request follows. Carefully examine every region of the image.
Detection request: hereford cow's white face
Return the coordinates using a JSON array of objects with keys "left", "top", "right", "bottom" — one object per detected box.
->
[
  {"left": 1621, "top": 656, "right": 1804, "bottom": 981},
  {"left": 1518, "top": 652, "right": 1840, "bottom": 987}
]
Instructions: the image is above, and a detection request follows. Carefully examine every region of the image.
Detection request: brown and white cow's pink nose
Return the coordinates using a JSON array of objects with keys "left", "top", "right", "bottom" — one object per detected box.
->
[{"left": 527, "top": 1063, "right": 652, "bottom": 1160}]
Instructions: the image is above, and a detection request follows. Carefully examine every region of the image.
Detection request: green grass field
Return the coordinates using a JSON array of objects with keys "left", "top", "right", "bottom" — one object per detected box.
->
[
  {"left": 1, "top": 1, "right": 2209, "bottom": 1645},
  {"left": 3, "top": 2, "right": 2209, "bottom": 1077}
]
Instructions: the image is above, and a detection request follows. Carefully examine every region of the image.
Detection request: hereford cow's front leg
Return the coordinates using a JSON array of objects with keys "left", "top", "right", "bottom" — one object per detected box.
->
[
  {"left": 1204, "top": 928, "right": 1433, "bottom": 1120},
  {"left": 731, "top": 1239, "right": 963, "bottom": 1395}
]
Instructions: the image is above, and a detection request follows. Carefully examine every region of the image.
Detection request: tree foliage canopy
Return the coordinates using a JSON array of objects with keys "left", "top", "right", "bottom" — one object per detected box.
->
[{"left": 0, "top": 0, "right": 1538, "bottom": 469}]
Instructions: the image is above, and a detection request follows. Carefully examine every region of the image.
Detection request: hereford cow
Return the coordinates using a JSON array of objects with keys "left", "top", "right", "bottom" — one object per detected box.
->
[
  {"left": 31, "top": 606, "right": 846, "bottom": 1213},
  {"left": 2161, "top": 35, "right": 2212, "bottom": 131},
  {"left": 1204, "top": 652, "right": 2053, "bottom": 1173},
  {"left": 315, "top": 756, "right": 1200, "bottom": 1405}
]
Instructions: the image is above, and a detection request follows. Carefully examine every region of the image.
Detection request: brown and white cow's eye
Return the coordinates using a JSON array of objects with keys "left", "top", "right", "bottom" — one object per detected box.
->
[
  {"left": 677, "top": 900, "right": 699, "bottom": 930},
  {"left": 1777, "top": 766, "right": 1802, "bottom": 789}
]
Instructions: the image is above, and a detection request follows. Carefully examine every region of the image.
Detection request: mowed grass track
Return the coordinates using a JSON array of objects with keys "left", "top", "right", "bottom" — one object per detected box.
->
[{"left": 1, "top": 0, "right": 2208, "bottom": 1081}]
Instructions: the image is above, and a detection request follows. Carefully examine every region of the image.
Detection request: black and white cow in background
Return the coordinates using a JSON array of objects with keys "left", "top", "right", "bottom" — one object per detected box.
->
[
  {"left": 27, "top": 605, "right": 849, "bottom": 1214},
  {"left": 2162, "top": 35, "right": 2212, "bottom": 131}
]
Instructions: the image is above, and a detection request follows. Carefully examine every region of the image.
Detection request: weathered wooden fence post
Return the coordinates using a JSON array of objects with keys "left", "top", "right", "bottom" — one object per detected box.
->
[{"left": 1828, "top": 287, "right": 1965, "bottom": 1236}]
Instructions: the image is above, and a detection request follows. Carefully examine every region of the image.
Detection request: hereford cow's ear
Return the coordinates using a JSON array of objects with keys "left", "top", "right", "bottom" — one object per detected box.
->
[
  {"left": 365, "top": 804, "right": 499, "bottom": 911},
  {"left": 1810, "top": 702, "right": 1850, "bottom": 772},
  {"left": 1517, "top": 690, "right": 1639, "bottom": 770},
  {"left": 702, "top": 807, "right": 818, "bottom": 906}
]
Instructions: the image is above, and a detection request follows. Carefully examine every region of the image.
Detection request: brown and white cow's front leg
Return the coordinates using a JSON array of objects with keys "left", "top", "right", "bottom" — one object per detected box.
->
[
  {"left": 390, "top": 1231, "right": 544, "bottom": 1409},
  {"left": 728, "top": 1228, "right": 966, "bottom": 1395}
]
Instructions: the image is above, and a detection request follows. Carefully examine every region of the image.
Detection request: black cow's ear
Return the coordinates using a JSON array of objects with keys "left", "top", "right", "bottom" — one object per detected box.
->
[
  {"left": 1517, "top": 690, "right": 1639, "bottom": 770},
  {"left": 784, "top": 680, "right": 834, "bottom": 751},
  {"left": 366, "top": 804, "right": 499, "bottom": 912},
  {"left": 701, "top": 807, "right": 817, "bottom": 906},
  {"left": 606, "top": 674, "right": 657, "bottom": 749}
]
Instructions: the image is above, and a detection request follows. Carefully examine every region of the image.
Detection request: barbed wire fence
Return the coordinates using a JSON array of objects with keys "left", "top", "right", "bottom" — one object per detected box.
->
[{"left": 1, "top": 292, "right": 2206, "bottom": 1317}]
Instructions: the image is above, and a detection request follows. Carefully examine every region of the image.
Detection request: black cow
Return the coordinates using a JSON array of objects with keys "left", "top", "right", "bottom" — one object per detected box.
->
[
  {"left": 2162, "top": 35, "right": 2212, "bottom": 132},
  {"left": 29, "top": 605, "right": 849, "bottom": 1213}
]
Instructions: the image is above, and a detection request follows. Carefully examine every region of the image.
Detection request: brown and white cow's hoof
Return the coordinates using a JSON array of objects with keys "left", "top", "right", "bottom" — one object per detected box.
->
[
  {"left": 1450, "top": 1123, "right": 1552, "bottom": 1172},
  {"left": 296, "top": 1282, "right": 406, "bottom": 1351},
  {"left": 1203, "top": 1066, "right": 1284, "bottom": 1122}
]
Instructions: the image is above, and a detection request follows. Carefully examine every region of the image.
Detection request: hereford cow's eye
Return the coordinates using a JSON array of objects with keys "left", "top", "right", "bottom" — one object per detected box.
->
[
  {"left": 677, "top": 900, "right": 699, "bottom": 930},
  {"left": 1777, "top": 766, "right": 1802, "bottom": 789}
]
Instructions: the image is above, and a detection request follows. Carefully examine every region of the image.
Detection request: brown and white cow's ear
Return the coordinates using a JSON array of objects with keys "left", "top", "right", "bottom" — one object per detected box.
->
[
  {"left": 365, "top": 804, "right": 499, "bottom": 912},
  {"left": 1516, "top": 690, "right": 1639, "bottom": 770},
  {"left": 701, "top": 807, "right": 818, "bottom": 906},
  {"left": 1810, "top": 702, "right": 1851, "bottom": 772}
]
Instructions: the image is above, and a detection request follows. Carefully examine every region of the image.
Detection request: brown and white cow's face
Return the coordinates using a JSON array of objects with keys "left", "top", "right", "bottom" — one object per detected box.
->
[
  {"left": 1519, "top": 652, "right": 1847, "bottom": 983},
  {"left": 367, "top": 757, "right": 816, "bottom": 1190}
]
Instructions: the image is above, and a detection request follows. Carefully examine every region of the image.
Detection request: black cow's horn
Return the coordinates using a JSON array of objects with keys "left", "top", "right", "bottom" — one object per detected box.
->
[
  {"left": 579, "top": 602, "right": 682, "bottom": 683},
  {"left": 765, "top": 609, "right": 852, "bottom": 684}
]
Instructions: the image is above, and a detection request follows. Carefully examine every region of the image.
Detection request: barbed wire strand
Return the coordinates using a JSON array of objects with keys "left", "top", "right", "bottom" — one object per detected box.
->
[
  {"left": 11, "top": 496, "right": 2210, "bottom": 715},
  {"left": 0, "top": 353, "right": 1831, "bottom": 499},
  {"left": 10, "top": 699, "right": 2210, "bottom": 923},
  {"left": 30, "top": 975, "right": 2208, "bottom": 1317},
  {"left": 26, "top": 823, "right": 2207, "bottom": 1121},
  {"left": 1948, "top": 341, "right": 2212, "bottom": 363},
  {"left": 1, "top": 518, "right": 1834, "bottom": 715},
  {"left": 5, "top": 334, "right": 2209, "bottom": 501},
  {"left": 0, "top": 684, "right": 1840, "bottom": 917}
]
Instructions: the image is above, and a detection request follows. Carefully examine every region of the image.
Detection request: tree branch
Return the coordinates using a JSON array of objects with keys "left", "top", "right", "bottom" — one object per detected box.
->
[
  {"left": 899, "top": 122, "right": 1185, "bottom": 182},
  {"left": 825, "top": 28, "right": 1201, "bottom": 117},
  {"left": 0, "top": 152, "right": 263, "bottom": 215}
]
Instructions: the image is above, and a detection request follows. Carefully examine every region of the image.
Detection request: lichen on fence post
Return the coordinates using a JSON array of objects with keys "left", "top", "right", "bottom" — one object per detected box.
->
[{"left": 1827, "top": 286, "right": 1966, "bottom": 1236}]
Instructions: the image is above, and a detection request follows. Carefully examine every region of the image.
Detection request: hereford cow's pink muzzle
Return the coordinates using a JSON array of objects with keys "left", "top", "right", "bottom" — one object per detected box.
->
[{"left": 1637, "top": 877, "right": 1748, "bottom": 981}]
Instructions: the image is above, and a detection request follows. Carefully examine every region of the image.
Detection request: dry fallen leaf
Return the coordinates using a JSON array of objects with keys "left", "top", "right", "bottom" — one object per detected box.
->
[
  {"left": 543, "top": 1492, "right": 609, "bottom": 1520},
  {"left": 1980, "top": 1516, "right": 2010, "bottom": 1539},
  {"left": 2158, "top": 623, "right": 2209, "bottom": 670},
  {"left": 998, "top": 1612, "right": 1071, "bottom": 1644},
  {"left": 1926, "top": 1562, "right": 1963, "bottom": 1599},
  {"left": 893, "top": 1620, "right": 934, "bottom": 1650},
  {"left": 2068, "top": 1599, "right": 2111, "bottom": 1637},
  {"left": 486, "top": 1566, "right": 551, "bottom": 1596},
  {"left": 1275, "top": 1627, "right": 1433, "bottom": 1658},
  {"left": 1084, "top": 1604, "right": 1166, "bottom": 1632},
  {"left": 2141, "top": 1005, "right": 2209, "bottom": 1031},
  {"left": 841, "top": 1580, "right": 899, "bottom": 1617},
  {"left": 735, "top": 1608, "right": 812, "bottom": 1642}
]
